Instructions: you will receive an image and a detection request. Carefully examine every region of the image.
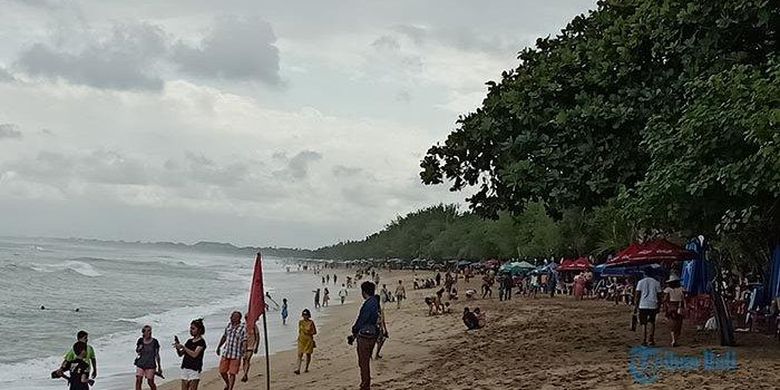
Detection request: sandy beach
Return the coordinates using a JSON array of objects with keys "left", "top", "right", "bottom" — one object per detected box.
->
[{"left": 162, "top": 271, "right": 780, "bottom": 390}]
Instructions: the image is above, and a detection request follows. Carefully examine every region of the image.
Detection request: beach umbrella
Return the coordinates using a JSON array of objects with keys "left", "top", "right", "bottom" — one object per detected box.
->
[
  {"left": 606, "top": 239, "right": 695, "bottom": 267},
  {"left": 557, "top": 257, "right": 592, "bottom": 272},
  {"left": 516, "top": 261, "right": 536, "bottom": 270}
]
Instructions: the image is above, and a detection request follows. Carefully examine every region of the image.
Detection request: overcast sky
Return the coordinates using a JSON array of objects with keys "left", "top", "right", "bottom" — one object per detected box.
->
[{"left": 0, "top": 0, "right": 595, "bottom": 248}]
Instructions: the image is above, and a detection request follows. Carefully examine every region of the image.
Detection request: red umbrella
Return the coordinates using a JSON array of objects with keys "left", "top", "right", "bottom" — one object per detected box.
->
[
  {"left": 558, "top": 257, "right": 592, "bottom": 272},
  {"left": 607, "top": 240, "right": 694, "bottom": 267}
]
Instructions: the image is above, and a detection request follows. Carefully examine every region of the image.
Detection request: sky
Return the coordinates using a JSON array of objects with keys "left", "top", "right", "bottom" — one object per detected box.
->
[{"left": 0, "top": 0, "right": 596, "bottom": 248}]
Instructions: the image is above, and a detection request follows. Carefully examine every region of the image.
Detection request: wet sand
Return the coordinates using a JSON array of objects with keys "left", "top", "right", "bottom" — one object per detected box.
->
[{"left": 162, "top": 272, "right": 780, "bottom": 389}]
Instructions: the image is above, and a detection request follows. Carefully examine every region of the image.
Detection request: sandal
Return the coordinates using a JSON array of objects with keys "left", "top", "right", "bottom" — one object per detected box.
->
[{"left": 293, "top": 370, "right": 300, "bottom": 375}]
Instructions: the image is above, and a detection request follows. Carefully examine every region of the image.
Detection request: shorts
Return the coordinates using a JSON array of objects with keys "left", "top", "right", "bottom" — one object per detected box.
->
[
  {"left": 181, "top": 368, "right": 201, "bottom": 381},
  {"left": 638, "top": 308, "right": 658, "bottom": 325},
  {"left": 219, "top": 357, "right": 241, "bottom": 375},
  {"left": 136, "top": 367, "right": 155, "bottom": 380}
]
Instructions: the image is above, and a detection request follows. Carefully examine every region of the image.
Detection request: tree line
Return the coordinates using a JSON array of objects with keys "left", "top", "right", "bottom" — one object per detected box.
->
[{"left": 317, "top": 0, "right": 778, "bottom": 275}]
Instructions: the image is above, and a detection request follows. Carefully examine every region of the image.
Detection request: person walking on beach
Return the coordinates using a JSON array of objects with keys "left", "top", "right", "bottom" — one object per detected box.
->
[
  {"left": 59, "top": 330, "right": 97, "bottom": 380},
  {"left": 339, "top": 284, "right": 348, "bottom": 305},
  {"left": 282, "top": 298, "right": 289, "bottom": 325},
  {"left": 174, "top": 318, "right": 206, "bottom": 390},
  {"left": 134, "top": 325, "right": 161, "bottom": 390},
  {"left": 295, "top": 309, "right": 317, "bottom": 374},
  {"left": 216, "top": 311, "right": 246, "bottom": 390},
  {"left": 322, "top": 276, "right": 326, "bottom": 285},
  {"left": 313, "top": 289, "right": 321, "bottom": 309},
  {"left": 634, "top": 272, "right": 663, "bottom": 346},
  {"left": 664, "top": 275, "right": 686, "bottom": 347},
  {"left": 334, "top": 274, "right": 338, "bottom": 285},
  {"left": 435, "top": 272, "right": 441, "bottom": 286},
  {"left": 323, "top": 288, "right": 331, "bottom": 307},
  {"left": 327, "top": 274, "right": 331, "bottom": 284},
  {"left": 395, "top": 280, "right": 406, "bottom": 309},
  {"left": 352, "top": 281, "right": 380, "bottom": 390},
  {"left": 241, "top": 315, "right": 260, "bottom": 383},
  {"left": 374, "top": 296, "right": 389, "bottom": 359},
  {"left": 66, "top": 341, "right": 93, "bottom": 390}
]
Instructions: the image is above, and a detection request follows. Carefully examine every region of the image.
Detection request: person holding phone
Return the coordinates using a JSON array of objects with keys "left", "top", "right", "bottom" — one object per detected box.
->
[{"left": 174, "top": 319, "right": 206, "bottom": 390}]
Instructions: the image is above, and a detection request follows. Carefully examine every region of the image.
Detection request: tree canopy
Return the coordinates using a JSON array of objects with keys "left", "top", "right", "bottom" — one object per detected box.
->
[{"left": 419, "top": 0, "right": 778, "bottom": 266}]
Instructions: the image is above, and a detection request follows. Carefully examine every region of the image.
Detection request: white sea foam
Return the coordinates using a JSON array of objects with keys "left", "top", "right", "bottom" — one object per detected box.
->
[{"left": 30, "top": 260, "right": 102, "bottom": 277}]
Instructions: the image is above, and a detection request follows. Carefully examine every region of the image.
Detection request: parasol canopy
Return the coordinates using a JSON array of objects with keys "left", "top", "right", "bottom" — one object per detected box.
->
[{"left": 606, "top": 240, "right": 695, "bottom": 267}]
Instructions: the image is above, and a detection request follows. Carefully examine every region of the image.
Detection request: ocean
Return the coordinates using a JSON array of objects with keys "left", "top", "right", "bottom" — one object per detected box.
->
[{"left": 0, "top": 237, "right": 339, "bottom": 390}]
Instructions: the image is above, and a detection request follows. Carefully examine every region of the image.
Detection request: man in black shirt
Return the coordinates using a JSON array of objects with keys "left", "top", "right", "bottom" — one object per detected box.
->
[{"left": 68, "top": 341, "right": 92, "bottom": 390}]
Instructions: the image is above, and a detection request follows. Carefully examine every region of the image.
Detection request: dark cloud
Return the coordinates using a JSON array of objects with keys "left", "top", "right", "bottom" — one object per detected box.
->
[
  {"left": 172, "top": 16, "right": 282, "bottom": 85},
  {"left": 274, "top": 150, "right": 322, "bottom": 179},
  {"left": 332, "top": 165, "right": 363, "bottom": 177},
  {"left": 0, "top": 123, "right": 22, "bottom": 139},
  {"left": 16, "top": 22, "right": 167, "bottom": 91}
]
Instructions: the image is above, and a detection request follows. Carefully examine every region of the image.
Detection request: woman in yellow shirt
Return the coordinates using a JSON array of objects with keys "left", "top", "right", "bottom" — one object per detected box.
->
[{"left": 294, "top": 309, "right": 317, "bottom": 374}]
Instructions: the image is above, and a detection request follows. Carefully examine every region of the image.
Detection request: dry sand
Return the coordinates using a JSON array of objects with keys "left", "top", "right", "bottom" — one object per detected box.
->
[{"left": 161, "top": 271, "right": 780, "bottom": 390}]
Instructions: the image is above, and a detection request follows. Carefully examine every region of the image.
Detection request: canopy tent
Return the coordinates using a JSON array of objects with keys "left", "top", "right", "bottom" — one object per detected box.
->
[
  {"left": 606, "top": 239, "right": 695, "bottom": 267},
  {"left": 680, "top": 238, "right": 712, "bottom": 295},
  {"left": 557, "top": 257, "right": 592, "bottom": 272}
]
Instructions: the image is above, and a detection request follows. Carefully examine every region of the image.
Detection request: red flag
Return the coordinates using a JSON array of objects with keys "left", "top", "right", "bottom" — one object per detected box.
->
[{"left": 247, "top": 253, "right": 266, "bottom": 325}]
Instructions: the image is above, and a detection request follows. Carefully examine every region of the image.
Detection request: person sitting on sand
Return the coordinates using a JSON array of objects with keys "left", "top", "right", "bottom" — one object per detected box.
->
[
  {"left": 462, "top": 307, "right": 480, "bottom": 330},
  {"left": 295, "top": 309, "right": 317, "bottom": 374},
  {"left": 465, "top": 289, "right": 477, "bottom": 299},
  {"left": 424, "top": 296, "right": 435, "bottom": 316},
  {"left": 443, "top": 302, "right": 452, "bottom": 314},
  {"left": 474, "top": 308, "right": 486, "bottom": 328}
]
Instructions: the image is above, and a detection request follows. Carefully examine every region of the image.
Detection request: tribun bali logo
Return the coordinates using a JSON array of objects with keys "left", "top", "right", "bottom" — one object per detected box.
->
[{"left": 628, "top": 347, "right": 737, "bottom": 384}]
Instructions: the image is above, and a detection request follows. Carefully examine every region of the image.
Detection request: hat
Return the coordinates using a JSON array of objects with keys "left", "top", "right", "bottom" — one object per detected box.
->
[
  {"left": 302, "top": 309, "right": 311, "bottom": 316},
  {"left": 667, "top": 274, "right": 680, "bottom": 283}
]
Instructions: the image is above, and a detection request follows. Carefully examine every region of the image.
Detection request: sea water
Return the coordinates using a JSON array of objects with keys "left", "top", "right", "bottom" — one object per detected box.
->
[{"left": 0, "top": 237, "right": 341, "bottom": 390}]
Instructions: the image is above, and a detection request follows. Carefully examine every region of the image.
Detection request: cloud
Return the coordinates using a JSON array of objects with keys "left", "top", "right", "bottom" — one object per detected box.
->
[
  {"left": 172, "top": 16, "right": 282, "bottom": 85},
  {"left": 0, "top": 67, "right": 15, "bottom": 82},
  {"left": 392, "top": 23, "right": 516, "bottom": 55},
  {"left": 16, "top": 22, "right": 168, "bottom": 91},
  {"left": 285, "top": 150, "right": 322, "bottom": 179},
  {"left": 0, "top": 123, "right": 22, "bottom": 139},
  {"left": 332, "top": 165, "right": 363, "bottom": 178},
  {"left": 371, "top": 35, "right": 401, "bottom": 52}
]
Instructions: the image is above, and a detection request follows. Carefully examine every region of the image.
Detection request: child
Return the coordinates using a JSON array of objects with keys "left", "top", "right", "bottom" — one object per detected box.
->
[
  {"left": 68, "top": 341, "right": 93, "bottom": 390},
  {"left": 281, "top": 298, "right": 289, "bottom": 325}
]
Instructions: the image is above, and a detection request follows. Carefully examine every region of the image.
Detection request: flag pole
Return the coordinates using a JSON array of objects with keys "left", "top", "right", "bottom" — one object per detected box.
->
[
  {"left": 262, "top": 306, "right": 271, "bottom": 389},
  {"left": 258, "top": 251, "right": 271, "bottom": 390}
]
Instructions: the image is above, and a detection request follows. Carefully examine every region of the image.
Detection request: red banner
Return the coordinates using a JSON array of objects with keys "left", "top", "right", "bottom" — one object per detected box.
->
[{"left": 247, "top": 253, "right": 266, "bottom": 325}]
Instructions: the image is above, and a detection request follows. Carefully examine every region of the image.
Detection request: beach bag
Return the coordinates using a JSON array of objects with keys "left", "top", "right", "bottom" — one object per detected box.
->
[{"left": 631, "top": 312, "right": 637, "bottom": 331}]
